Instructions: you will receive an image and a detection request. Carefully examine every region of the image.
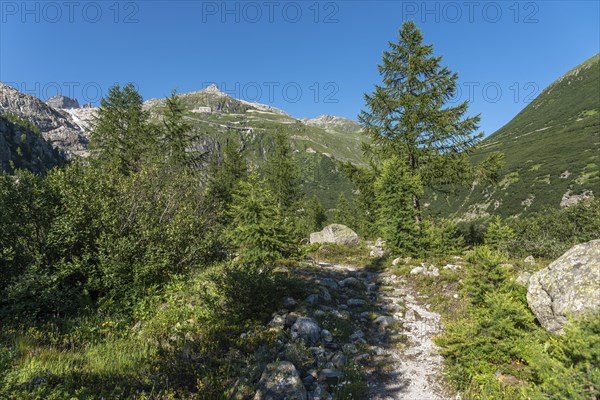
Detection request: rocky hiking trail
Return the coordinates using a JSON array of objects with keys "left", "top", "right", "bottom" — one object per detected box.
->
[{"left": 253, "top": 259, "right": 457, "bottom": 400}]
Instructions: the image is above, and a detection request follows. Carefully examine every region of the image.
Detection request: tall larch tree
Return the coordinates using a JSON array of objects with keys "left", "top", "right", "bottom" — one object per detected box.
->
[{"left": 359, "top": 21, "right": 502, "bottom": 223}]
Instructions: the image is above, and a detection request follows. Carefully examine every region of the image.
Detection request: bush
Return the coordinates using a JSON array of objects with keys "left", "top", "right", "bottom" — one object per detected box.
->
[
  {"left": 509, "top": 199, "right": 600, "bottom": 259},
  {"left": 0, "top": 160, "right": 220, "bottom": 320},
  {"left": 419, "top": 217, "right": 465, "bottom": 258},
  {"left": 521, "top": 313, "right": 600, "bottom": 400},
  {"left": 437, "top": 246, "right": 600, "bottom": 399},
  {"left": 462, "top": 246, "right": 511, "bottom": 306}
]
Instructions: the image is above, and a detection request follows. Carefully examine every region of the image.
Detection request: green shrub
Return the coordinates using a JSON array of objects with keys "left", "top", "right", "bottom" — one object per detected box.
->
[
  {"left": 437, "top": 246, "right": 600, "bottom": 399},
  {"left": 484, "top": 216, "right": 516, "bottom": 254},
  {"left": 509, "top": 199, "right": 600, "bottom": 258},
  {"left": 523, "top": 314, "right": 600, "bottom": 400},
  {"left": 419, "top": 217, "right": 465, "bottom": 258},
  {"left": 462, "top": 246, "right": 511, "bottom": 306}
]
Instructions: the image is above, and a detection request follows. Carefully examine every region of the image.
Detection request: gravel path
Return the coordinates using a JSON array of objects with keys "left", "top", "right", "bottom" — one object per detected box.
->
[{"left": 320, "top": 263, "right": 455, "bottom": 400}]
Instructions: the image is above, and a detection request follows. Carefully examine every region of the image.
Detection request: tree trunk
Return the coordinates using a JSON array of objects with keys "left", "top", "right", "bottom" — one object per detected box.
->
[
  {"left": 408, "top": 151, "right": 421, "bottom": 225},
  {"left": 412, "top": 194, "right": 421, "bottom": 224}
]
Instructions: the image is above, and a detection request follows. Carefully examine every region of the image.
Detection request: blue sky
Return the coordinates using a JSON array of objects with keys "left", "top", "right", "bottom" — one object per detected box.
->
[{"left": 1, "top": 1, "right": 599, "bottom": 135}]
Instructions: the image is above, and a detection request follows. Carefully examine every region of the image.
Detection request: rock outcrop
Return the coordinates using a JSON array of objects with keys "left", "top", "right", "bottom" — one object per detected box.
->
[
  {"left": 309, "top": 224, "right": 360, "bottom": 246},
  {"left": 0, "top": 83, "right": 88, "bottom": 159},
  {"left": 527, "top": 239, "right": 600, "bottom": 333},
  {"left": 254, "top": 361, "right": 307, "bottom": 400},
  {"left": 44, "top": 95, "right": 80, "bottom": 109},
  {"left": 560, "top": 190, "right": 595, "bottom": 208}
]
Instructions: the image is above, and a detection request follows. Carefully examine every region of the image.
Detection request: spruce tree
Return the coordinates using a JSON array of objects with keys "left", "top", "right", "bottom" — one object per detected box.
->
[
  {"left": 333, "top": 192, "right": 354, "bottom": 228},
  {"left": 359, "top": 21, "right": 502, "bottom": 223},
  {"left": 90, "top": 83, "right": 150, "bottom": 173},
  {"left": 484, "top": 216, "right": 515, "bottom": 254},
  {"left": 304, "top": 195, "right": 327, "bottom": 233},
  {"left": 340, "top": 162, "right": 378, "bottom": 237}
]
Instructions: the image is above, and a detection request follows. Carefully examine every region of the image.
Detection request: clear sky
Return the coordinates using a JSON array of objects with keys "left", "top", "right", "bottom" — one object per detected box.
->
[{"left": 1, "top": 1, "right": 599, "bottom": 135}]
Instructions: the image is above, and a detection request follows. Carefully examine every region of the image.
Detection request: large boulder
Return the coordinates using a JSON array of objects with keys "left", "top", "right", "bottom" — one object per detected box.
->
[
  {"left": 309, "top": 224, "right": 360, "bottom": 246},
  {"left": 526, "top": 239, "right": 600, "bottom": 333},
  {"left": 254, "top": 361, "right": 307, "bottom": 400}
]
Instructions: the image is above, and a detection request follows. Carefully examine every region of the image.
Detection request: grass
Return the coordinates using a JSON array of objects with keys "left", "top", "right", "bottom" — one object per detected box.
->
[
  {"left": 0, "top": 263, "right": 309, "bottom": 399},
  {"left": 305, "top": 242, "right": 374, "bottom": 266},
  {"left": 331, "top": 363, "right": 369, "bottom": 399}
]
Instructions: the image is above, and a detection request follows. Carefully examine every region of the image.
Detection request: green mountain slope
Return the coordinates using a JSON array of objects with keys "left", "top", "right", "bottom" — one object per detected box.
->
[
  {"left": 430, "top": 53, "right": 600, "bottom": 219},
  {"left": 144, "top": 85, "right": 367, "bottom": 208}
]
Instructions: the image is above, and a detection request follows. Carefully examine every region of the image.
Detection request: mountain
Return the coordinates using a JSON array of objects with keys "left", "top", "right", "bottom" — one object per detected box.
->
[
  {"left": 0, "top": 83, "right": 366, "bottom": 208},
  {"left": 0, "top": 83, "right": 89, "bottom": 160},
  {"left": 143, "top": 85, "right": 366, "bottom": 208},
  {"left": 429, "top": 54, "right": 600, "bottom": 220}
]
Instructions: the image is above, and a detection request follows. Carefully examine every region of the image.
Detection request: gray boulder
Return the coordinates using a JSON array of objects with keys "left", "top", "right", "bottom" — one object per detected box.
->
[
  {"left": 347, "top": 299, "right": 367, "bottom": 307},
  {"left": 318, "top": 368, "right": 343, "bottom": 385},
  {"left": 291, "top": 317, "right": 321, "bottom": 345},
  {"left": 254, "top": 361, "right": 307, "bottom": 400},
  {"left": 527, "top": 239, "right": 600, "bottom": 333},
  {"left": 318, "top": 278, "right": 339, "bottom": 290},
  {"left": 309, "top": 224, "right": 360, "bottom": 246},
  {"left": 339, "top": 277, "right": 363, "bottom": 289},
  {"left": 524, "top": 255, "right": 536, "bottom": 265},
  {"left": 516, "top": 272, "right": 532, "bottom": 286}
]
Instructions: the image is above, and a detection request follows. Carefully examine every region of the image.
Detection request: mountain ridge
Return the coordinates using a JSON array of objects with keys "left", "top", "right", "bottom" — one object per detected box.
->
[{"left": 0, "top": 82, "right": 366, "bottom": 208}]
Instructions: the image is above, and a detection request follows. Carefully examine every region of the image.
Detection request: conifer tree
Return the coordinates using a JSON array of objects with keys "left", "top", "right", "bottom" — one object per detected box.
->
[
  {"left": 227, "top": 173, "right": 295, "bottom": 269},
  {"left": 304, "top": 195, "right": 327, "bottom": 233},
  {"left": 374, "top": 156, "right": 422, "bottom": 255},
  {"left": 205, "top": 137, "right": 248, "bottom": 222},
  {"left": 340, "top": 162, "right": 378, "bottom": 237},
  {"left": 160, "top": 90, "right": 195, "bottom": 167},
  {"left": 484, "top": 216, "right": 515, "bottom": 254},
  {"left": 264, "top": 130, "right": 302, "bottom": 214},
  {"left": 333, "top": 192, "right": 355, "bottom": 228},
  {"left": 359, "top": 21, "right": 502, "bottom": 223},
  {"left": 90, "top": 83, "right": 150, "bottom": 173}
]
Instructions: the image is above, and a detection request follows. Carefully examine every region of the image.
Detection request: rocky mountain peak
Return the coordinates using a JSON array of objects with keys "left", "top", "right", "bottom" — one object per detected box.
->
[
  {"left": 0, "top": 82, "right": 89, "bottom": 159},
  {"left": 45, "top": 95, "right": 80, "bottom": 109},
  {"left": 201, "top": 83, "right": 227, "bottom": 96}
]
